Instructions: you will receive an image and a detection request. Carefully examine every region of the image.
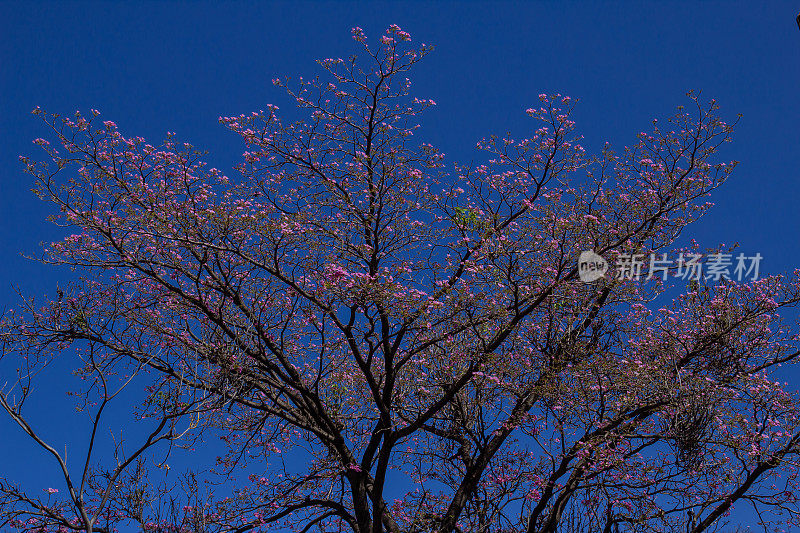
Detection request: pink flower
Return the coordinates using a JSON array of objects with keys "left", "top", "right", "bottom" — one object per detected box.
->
[
  {"left": 44, "top": 487, "right": 58, "bottom": 494},
  {"left": 351, "top": 27, "right": 366, "bottom": 42}
]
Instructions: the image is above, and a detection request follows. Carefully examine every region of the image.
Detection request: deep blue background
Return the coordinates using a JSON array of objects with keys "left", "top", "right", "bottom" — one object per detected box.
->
[{"left": 1, "top": 1, "right": 799, "bottom": 530}]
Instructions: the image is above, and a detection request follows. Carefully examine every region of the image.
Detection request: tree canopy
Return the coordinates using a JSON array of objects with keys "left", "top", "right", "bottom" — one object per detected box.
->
[{"left": 3, "top": 25, "right": 800, "bottom": 533}]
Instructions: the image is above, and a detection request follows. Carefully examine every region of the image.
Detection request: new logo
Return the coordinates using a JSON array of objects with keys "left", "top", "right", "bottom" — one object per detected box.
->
[{"left": 578, "top": 250, "right": 608, "bottom": 282}]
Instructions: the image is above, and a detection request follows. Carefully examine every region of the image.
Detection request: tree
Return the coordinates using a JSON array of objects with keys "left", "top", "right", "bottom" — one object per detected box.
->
[{"left": 3, "top": 24, "right": 800, "bottom": 533}]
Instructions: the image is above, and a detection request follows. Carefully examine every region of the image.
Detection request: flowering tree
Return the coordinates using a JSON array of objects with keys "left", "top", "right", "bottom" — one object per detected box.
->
[{"left": 4, "top": 25, "right": 800, "bottom": 533}]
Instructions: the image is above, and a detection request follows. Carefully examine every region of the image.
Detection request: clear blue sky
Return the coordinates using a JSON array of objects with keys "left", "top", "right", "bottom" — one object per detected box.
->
[{"left": 1, "top": 1, "right": 799, "bottom": 529}]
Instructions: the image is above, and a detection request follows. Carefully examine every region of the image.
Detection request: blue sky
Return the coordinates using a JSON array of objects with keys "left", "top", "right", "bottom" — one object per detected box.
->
[{"left": 1, "top": 0, "right": 800, "bottom": 529}]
